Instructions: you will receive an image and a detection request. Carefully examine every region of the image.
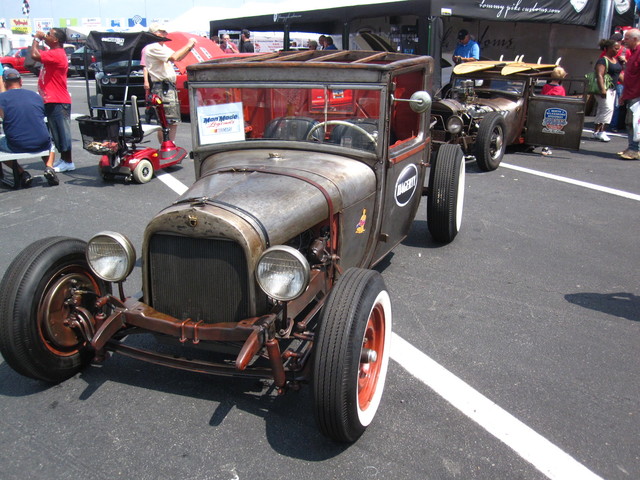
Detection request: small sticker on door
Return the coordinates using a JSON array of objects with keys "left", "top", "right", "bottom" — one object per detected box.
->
[{"left": 542, "top": 108, "right": 568, "bottom": 135}]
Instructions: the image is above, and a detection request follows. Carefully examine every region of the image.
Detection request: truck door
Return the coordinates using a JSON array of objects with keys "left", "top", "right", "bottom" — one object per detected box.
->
[
  {"left": 525, "top": 93, "right": 586, "bottom": 150},
  {"left": 370, "top": 71, "right": 429, "bottom": 264}
]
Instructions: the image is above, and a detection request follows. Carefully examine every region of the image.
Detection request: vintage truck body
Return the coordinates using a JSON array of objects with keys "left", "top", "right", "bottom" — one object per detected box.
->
[
  {"left": 0, "top": 51, "right": 466, "bottom": 442},
  {"left": 431, "top": 60, "right": 586, "bottom": 171}
]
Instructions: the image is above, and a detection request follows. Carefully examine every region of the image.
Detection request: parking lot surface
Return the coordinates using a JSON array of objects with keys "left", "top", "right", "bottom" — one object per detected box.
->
[{"left": 0, "top": 76, "right": 638, "bottom": 480}]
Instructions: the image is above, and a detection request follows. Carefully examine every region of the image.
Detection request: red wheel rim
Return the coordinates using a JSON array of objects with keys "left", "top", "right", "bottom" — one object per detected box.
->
[
  {"left": 37, "top": 266, "right": 101, "bottom": 356},
  {"left": 358, "top": 302, "right": 385, "bottom": 411}
]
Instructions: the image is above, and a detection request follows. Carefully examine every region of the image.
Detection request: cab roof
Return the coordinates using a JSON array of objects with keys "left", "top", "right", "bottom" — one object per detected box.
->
[{"left": 188, "top": 50, "right": 433, "bottom": 85}]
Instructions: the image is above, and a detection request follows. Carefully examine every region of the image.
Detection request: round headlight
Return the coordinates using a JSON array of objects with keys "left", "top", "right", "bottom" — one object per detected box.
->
[
  {"left": 109, "top": 77, "right": 118, "bottom": 85},
  {"left": 256, "top": 246, "right": 310, "bottom": 301},
  {"left": 446, "top": 115, "right": 464, "bottom": 134},
  {"left": 86, "top": 232, "right": 136, "bottom": 283},
  {"left": 100, "top": 76, "right": 110, "bottom": 85}
]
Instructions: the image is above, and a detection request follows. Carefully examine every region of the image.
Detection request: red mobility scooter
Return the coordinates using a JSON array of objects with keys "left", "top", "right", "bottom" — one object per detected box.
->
[{"left": 76, "top": 31, "right": 187, "bottom": 184}]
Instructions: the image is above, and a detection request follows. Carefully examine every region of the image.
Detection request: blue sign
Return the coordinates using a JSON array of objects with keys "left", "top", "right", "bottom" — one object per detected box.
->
[
  {"left": 542, "top": 108, "right": 568, "bottom": 135},
  {"left": 128, "top": 16, "right": 146, "bottom": 27}
]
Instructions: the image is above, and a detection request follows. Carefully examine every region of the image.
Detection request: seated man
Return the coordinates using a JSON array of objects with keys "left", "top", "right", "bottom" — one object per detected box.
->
[{"left": 0, "top": 68, "right": 58, "bottom": 187}]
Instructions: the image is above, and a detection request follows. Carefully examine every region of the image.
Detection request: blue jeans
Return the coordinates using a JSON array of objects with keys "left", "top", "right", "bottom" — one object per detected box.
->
[
  {"left": 611, "top": 83, "right": 624, "bottom": 129},
  {"left": 0, "top": 135, "right": 15, "bottom": 153},
  {"left": 44, "top": 103, "right": 72, "bottom": 153}
]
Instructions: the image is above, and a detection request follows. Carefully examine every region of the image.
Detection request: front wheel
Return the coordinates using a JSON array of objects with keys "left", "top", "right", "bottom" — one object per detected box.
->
[
  {"left": 313, "top": 268, "right": 392, "bottom": 442},
  {"left": 427, "top": 144, "right": 465, "bottom": 243},
  {"left": 133, "top": 159, "right": 154, "bottom": 184},
  {"left": 0, "top": 237, "right": 110, "bottom": 383},
  {"left": 475, "top": 112, "right": 506, "bottom": 171}
]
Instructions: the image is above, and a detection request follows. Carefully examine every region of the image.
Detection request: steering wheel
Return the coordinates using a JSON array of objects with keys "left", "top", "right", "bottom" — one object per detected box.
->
[{"left": 306, "top": 120, "right": 378, "bottom": 148}]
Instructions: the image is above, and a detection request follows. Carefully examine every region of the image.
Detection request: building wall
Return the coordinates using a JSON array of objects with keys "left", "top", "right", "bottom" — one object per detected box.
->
[{"left": 442, "top": 17, "right": 602, "bottom": 77}]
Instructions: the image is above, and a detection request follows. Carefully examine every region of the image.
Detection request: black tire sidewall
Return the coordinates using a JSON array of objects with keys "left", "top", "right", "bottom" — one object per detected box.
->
[
  {"left": 475, "top": 112, "right": 506, "bottom": 171},
  {"left": 0, "top": 237, "right": 104, "bottom": 382},
  {"left": 313, "top": 268, "right": 390, "bottom": 442},
  {"left": 427, "top": 144, "right": 464, "bottom": 243}
]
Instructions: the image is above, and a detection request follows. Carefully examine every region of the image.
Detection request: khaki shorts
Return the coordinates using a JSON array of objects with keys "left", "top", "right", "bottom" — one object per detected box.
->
[{"left": 150, "top": 82, "right": 181, "bottom": 123}]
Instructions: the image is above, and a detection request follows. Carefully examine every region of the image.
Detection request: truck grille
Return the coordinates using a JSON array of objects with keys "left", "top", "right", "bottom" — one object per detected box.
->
[{"left": 148, "top": 234, "right": 250, "bottom": 323}]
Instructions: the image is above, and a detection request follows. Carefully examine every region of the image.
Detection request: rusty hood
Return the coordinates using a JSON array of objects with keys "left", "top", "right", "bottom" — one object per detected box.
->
[{"left": 167, "top": 149, "right": 376, "bottom": 246}]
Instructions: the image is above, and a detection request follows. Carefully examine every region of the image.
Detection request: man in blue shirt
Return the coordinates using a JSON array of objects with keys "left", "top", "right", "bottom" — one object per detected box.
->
[
  {"left": 0, "top": 68, "right": 58, "bottom": 187},
  {"left": 453, "top": 29, "right": 480, "bottom": 64}
]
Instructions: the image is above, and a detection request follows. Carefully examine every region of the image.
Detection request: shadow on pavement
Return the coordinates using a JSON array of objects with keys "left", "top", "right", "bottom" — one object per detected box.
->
[{"left": 565, "top": 291, "right": 640, "bottom": 322}]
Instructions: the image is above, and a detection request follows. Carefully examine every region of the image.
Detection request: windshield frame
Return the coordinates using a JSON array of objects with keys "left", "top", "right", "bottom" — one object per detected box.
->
[{"left": 191, "top": 81, "right": 387, "bottom": 156}]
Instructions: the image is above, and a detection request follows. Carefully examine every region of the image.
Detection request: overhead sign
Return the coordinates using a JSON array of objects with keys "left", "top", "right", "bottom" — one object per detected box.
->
[
  {"left": 10, "top": 18, "right": 30, "bottom": 34},
  {"left": 128, "top": 16, "right": 147, "bottom": 28},
  {"left": 33, "top": 18, "right": 53, "bottom": 32},
  {"left": 432, "top": 0, "right": 600, "bottom": 27}
]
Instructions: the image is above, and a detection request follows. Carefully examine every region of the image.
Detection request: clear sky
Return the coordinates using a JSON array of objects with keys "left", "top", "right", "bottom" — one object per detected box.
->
[
  {"left": 0, "top": 0, "right": 386, "bottom": 30},
  {"left": 1, "top": 0, "right": 243, "bottom": 23},
  {"left": 0, "top": 0, "right": 394, "bottom": 38}
]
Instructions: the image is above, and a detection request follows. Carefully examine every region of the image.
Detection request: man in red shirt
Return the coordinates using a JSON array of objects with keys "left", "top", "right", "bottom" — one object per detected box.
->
[
  {"left": 619, "top": 28, "right": 640, "bottom": 159},
  {"left": 31, "top": 28, "right": 74, "bottom": 172}
]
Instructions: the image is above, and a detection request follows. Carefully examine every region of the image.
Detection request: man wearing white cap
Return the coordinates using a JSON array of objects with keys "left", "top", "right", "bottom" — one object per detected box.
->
[{"left": 144, "top": 23, "right": 196, "bottom": 142}]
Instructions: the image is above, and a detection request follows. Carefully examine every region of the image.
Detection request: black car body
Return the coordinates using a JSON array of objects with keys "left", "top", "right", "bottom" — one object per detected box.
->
[
  {"left": 94, "top": 60, "right": 146, "bottom": 105},
  {"left": 69, "top": 46, "right": 101, "bottom": 77}
]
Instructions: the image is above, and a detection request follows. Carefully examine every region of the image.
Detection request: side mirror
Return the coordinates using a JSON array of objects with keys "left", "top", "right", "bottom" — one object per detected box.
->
[{"left": 392, "top": 91, "right": 432, "bottom": 113}]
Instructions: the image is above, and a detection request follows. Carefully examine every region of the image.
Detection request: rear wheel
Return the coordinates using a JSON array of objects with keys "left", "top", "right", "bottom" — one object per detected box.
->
[
  {"left": 427, "top": 144, "right": 465, "bottom": 243},
  {"left": 0, "top": 237, "right": 110, "bottom": 383},
  {"left": 475, "top": 112, "right": 506, "bottom": 171},
  {"left": 313, "top": 268, "right": 392, "bottom": 442},
  {"left": 133, "top": 159, "right": 154, "bottom": 184}
]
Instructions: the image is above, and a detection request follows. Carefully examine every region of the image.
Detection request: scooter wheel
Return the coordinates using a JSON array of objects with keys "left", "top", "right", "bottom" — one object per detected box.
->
[{"left": 133, "top": 159, "right": 154, "bottom": 184}]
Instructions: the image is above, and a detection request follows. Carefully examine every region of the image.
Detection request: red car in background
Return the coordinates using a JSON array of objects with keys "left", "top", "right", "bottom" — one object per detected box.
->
[
  {"left": 169, "top": 32, "right": 228, "bottom": 115},
  {"left": 0, "top": 47, "right": 29, "bottom": 73}
]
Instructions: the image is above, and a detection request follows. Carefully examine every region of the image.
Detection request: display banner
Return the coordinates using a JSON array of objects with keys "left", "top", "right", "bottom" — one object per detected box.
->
[
  {"left": 435, "top": 0, "right": 601, "bottom": 27},
  {"left": 612, "top": 0, "right": 635, "bottom": 28}
]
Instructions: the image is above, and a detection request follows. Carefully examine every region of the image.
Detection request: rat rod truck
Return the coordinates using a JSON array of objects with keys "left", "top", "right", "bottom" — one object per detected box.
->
[{"left": 0, "top": 51, "right": 465, "bottom": 442}]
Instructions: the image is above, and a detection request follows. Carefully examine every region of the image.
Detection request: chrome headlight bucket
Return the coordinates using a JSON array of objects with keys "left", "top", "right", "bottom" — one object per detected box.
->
[
  {"left": 86, "top": 231, "right": 136, "bottom": 283},
  {"left": 256, "top": 246, "right": 310, "bottom": 302},
  {"left": 446, "top": 115, "right": 464, "bottom": 134}
]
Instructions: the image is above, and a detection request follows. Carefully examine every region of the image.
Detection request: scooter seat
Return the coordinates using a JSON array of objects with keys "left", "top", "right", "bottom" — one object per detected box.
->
[{"left": 123, "top": 123, "right": 162, "bottom": 138}]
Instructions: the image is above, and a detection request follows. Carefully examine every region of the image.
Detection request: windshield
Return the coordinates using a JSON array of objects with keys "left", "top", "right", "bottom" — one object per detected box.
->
[
  {"left": 193, "top": 85, "right": 383, "bottom": 153},
  {"left": 453, "top": 77, "right": 525, "bottom": 95}
]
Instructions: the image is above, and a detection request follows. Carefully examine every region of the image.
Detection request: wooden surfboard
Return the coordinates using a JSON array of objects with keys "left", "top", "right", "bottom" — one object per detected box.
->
[
  {"left": 500, "top": 63, "right": 557, "bottom": 75},
  {"left": 452, "top": 61, "right": 505, "bottom": 75}
]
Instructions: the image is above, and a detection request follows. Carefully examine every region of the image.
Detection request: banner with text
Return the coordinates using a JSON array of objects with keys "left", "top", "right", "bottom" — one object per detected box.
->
[{"left": 436, "top": 0, "right": 601, "bottom": 27}]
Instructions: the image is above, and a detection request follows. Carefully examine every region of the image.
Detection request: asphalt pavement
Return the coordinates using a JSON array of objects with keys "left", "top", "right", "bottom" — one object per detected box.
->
[{"left": 0, "top": 75, "right": 638, "bottom": 480}]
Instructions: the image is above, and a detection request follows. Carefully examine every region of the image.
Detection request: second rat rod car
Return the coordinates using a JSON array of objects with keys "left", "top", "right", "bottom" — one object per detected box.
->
[
  {"left": 432, "top": 60, "right": 586, "bottom": 171},
  {"left": 0, "top": 51, "right": 465, "bottom": 442}
]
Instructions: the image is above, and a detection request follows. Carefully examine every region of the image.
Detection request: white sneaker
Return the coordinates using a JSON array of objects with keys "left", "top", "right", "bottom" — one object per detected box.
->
[
  {"left": 54, "top": 161, "right": 76, "bottom": 172},
  {"left": 52, "top": 157, "right": 65, "bottom": 169},
  {"left": 598, "top": 132, "right": 611, "bottom": 142},
  {"left": 593, "top": 131, "right": 601, "bottom": 139}
]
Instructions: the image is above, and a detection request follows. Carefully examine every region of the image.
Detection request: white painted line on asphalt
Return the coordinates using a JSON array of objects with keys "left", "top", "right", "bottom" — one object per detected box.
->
[
  {"left": 156, "top": 171, "right": 189, "bottom": 195},
  {"left": 390, "top": 333, "right": 603, "bottom": 480},
  {"left": 156, "top": 172, "right": 604, "bottom": 480},
  {"left": 501, "top": 163, "right": 640, "bottom": 202},
  {"left": 582, "top": 128, "right": 626, "bottom": 138}
]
